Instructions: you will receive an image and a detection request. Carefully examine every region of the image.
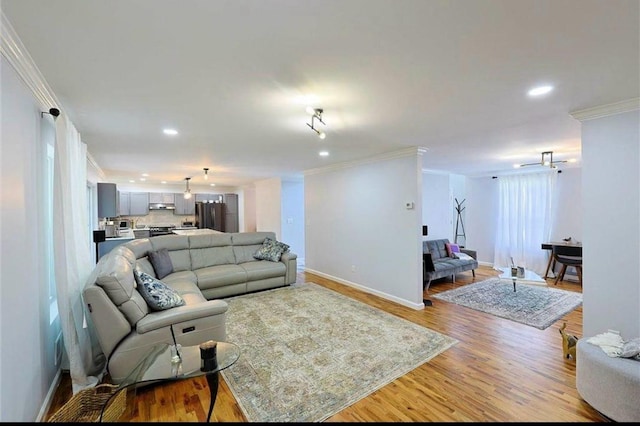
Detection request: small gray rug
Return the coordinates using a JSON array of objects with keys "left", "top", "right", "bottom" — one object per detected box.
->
[
  {"left": 433, "top": 277, "right": 582, "bottom": 330},
  {"left": 220, "top": 282, "right": 457, "bottom": 422}
]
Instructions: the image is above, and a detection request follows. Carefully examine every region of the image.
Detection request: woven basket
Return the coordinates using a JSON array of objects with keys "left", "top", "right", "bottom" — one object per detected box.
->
[{"left": 47, "top": 383, "right": 126, "bottom": 422}]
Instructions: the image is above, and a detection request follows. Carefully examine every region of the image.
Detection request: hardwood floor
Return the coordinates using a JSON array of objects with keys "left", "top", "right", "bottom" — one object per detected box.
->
[{"left": 45, "top": 266, "right": 606, "bottom": 422}]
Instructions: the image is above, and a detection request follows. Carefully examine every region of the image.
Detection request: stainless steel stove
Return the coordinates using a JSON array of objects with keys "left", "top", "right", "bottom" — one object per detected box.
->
[{"left": 148, "top": 225, "right": 176, "bottom": 237}]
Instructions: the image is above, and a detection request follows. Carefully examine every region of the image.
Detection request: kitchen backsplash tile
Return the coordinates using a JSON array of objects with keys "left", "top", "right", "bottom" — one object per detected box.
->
[{"left": 130, "top": 210, "right": 195, "bottom": 228}]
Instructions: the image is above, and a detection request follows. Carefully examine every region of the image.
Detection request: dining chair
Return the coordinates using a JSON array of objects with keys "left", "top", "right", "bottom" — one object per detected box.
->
[{"left": 552, "top": 245, "right": 583, "bottom": 286}]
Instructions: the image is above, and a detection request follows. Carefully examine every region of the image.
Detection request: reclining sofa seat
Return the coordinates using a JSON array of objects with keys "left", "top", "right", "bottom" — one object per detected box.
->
[{"left": 83, "top": 231, "right": 297, "bottom": 384}]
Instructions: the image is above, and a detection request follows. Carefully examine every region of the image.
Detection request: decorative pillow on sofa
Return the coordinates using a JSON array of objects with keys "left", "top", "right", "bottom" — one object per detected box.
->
[
  {"left": 620, "top": 337, "right": 640, "bottom": 360},
  {"left": 253, "top": 237, "right": 290, "bottom": 262},
  {"left": 454, "top": 252, "right": 473, "bottom": 261},
  {"left": 148, "top": 248, "right": 174, "bottom": 279},
  {"left": 133, "top": 269, "right": 185, "bottom": 311},
  {"left": 445, "top": 243, "right": 461, "bottom": 257}
]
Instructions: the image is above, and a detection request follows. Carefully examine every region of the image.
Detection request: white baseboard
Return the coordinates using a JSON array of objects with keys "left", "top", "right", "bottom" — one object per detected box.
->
[
  {"left": 37, "top": 368, "right": 62, "bottom": 422},
  {"left": 303, "top": 268, "right": 424, "bottom": 310}
]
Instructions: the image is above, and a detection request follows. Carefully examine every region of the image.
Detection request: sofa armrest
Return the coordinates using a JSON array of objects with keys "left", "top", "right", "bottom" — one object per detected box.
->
[
  {"left": 136, "top": 299, "right": 228, "bottom": 334},
  {"left": 460, "top": 248, "right": 477, "bottom": 260},
  {"left": 423, "top": 252, "right": 435, "bottom": 273},
  {"left": 280, "top": 251, "right": 298, "bottom": 285}
]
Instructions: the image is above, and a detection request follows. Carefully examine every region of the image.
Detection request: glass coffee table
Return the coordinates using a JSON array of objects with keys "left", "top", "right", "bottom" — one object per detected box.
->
[
  {"left": 496, "top": 266, "right": 546, "bottom": 291},
  {"left": 100, "top": 340, "right": 240, "bottom": 422}
]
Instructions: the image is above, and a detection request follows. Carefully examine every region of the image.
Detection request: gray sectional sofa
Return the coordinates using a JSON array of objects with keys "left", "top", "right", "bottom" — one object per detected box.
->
[
  {"left": 423, "top": 238, "right": 478, "bottom": 292},
  {"left": 83, "top": 231, "right": 297, "bottom": 383}
]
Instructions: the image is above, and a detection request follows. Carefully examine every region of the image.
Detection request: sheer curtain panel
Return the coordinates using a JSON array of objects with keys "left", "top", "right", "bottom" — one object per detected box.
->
[
  {"left": 53, "top": 113, "right": 105, "bottom": 393},
  {"left": 494, "top": 170, "right": 558, "bottom": 276}
]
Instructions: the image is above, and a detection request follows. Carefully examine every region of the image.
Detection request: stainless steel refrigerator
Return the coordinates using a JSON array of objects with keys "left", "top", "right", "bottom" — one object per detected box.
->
[{"left": 195, "top": 201, "right": 226, "bottom": 231}]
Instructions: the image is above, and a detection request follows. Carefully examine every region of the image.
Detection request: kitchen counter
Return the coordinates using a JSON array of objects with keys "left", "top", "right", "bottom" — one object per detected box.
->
[
  {"left": 104, "top": 229, "right": 135, "bottom": 240},
  {"left": 172, "top": 228, "right": 223, "bottom": 236}
]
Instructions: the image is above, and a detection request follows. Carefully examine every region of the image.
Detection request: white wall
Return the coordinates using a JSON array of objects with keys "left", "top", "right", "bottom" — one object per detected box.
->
[
  {"left": 581, "top": 109, "right": 639, "bottom": 338},
  {"left": 281, "top": 179, "right": 305, "bottom": 264},
  {"left": 549, "top": 167, "right": 582, "bottom": 242},
  {"left": 255, "top": 177, "right": 282, "bottom": 239},
  {"left": 241, "top": 184, "right": 256, "bottom": 232},
  {"left": 305, "top": 149, "right": 424, "bottom": 308},
  {"left": 422, "top": 172, "right": 452, "bottom": 240},
  {"left": 1, "top": 56, "right": 58, "bottom": 421},
  {"left": 466, "top": 176, "right": 498, "bottom": 265}
]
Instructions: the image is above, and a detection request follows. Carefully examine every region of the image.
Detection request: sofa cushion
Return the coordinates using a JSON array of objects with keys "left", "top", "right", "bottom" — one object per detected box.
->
[
  {"left": 148, "top": 248, "right": 174, "bottom": 279},
  {"left": 95, "top": 254, "right": 149, "bottom": 325},
  {"left": 424, "top": 239, "right": 450, "bottom": 261},
  {"left": 194, "top": 264, "right": 248, "bottom": 290},
  {"left": 240, "top": 260, "right": 287, "bottom": 281},
  {"left": 133, "top": 270, "right": 186, "bottom": 311},
  {"left": 149, "top": 235, "right": 191, "bottom": 271},
  {"left": 231, "top": 231, "right": 277, "bottom": 263}
]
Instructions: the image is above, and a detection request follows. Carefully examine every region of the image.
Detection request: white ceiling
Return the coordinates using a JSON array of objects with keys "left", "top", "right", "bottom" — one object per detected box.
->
[{"left": 3, "top": 0, "right": 639, "bottom": 188}]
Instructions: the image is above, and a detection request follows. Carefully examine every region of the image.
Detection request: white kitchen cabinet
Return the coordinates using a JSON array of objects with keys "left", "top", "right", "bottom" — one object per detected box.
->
[{"left": 149, "top": 193, "right": 175, "bottom": 204}]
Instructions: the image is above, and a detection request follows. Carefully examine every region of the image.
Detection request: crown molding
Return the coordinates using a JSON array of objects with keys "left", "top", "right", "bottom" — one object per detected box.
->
[
  {"left": 570, "top": 98, "right": 640, "bottom": 122},
  {"left": 1, "top": 12, "right": 59, "bottom": 110},
  {"left": 304, "top": 146, "right": 428, "bottom": 176}
]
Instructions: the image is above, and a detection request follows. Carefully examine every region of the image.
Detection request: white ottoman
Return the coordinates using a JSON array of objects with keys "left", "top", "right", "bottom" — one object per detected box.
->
[{"left": 576, "top": 338, "right": 640, "bottom": 422}]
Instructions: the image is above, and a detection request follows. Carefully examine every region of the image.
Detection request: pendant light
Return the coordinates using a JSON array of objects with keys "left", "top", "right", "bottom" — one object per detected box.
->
[
  {"left": 203, "top": 168, "right": 209, "bottom": 180},
  {"left": 183, "top": 177, "right": 192, "bottom": 199}
]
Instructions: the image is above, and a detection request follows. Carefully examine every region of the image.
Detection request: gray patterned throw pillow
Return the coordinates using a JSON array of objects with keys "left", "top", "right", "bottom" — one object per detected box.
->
[
  {"left": 133, "top": 269, "right": 185, "bottom": 311},
  {"left": 253, "top": 237, "right": 290, "bottom": 262}
]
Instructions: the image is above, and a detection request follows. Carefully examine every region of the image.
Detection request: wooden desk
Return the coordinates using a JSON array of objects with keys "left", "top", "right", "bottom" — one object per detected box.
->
[{"left": 541, "top": 242, "right": 582, "bottom": 279}]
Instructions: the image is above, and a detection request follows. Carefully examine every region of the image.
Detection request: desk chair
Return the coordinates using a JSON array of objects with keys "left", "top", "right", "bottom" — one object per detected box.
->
[{"left": 552, "top": 245, "right": 582, "bottom": 286}]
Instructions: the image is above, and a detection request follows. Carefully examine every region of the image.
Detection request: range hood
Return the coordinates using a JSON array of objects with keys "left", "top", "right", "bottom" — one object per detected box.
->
[{"left": 149, "top": 203, "right": 176, "bottom": 210}]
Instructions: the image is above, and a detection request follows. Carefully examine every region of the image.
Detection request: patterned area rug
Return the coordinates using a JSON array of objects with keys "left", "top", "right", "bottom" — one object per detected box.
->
[
  {"left": 220, "top": 282, "right": 457, "bottom": 422},
  {"left": 433, "top": 277, "right": 582, "bottom": 330}
]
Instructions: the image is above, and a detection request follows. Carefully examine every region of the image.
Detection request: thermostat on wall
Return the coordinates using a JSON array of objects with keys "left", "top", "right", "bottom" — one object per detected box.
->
[{"left": 405, "top": 202, "right": 414, "bottom": 209}]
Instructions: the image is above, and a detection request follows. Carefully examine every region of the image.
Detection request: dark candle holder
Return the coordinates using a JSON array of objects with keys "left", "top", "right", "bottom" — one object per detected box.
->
[{"left": 200, "top": 340, "right": 218, "bottom": 372}]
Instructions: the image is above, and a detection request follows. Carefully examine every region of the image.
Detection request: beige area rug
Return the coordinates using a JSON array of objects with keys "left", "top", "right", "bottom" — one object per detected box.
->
[{"left": 220, "top": 282, "right": 457, "bottom": 422}]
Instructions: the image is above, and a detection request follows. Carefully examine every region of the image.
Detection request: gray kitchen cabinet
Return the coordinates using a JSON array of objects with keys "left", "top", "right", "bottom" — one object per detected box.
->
[
  {"left": 129, "top": 192, "right": 149, "bottom": 215},
  {"left": 174, "top": 192, "right": 195, "bottom": 215},
  {"left": 98, "top": 182, "right": 118, "bottom": 218},
  {"left": 195, "top": 193, "right": 221, "bottom": 203},
  {"left": 133, "top": 229, "right": 150, "bottom": 239},
  {"left": 118, "top": 192, "right": 149, "bottom": 216},
  {"left": 149, "top": 193, "right": 175, "bottom": 204},
  {"left": 223, "top": 193, "right": 239, "bottom": 232},
  {"left": 118, "top": 191, "right": 130, "bottom": 216}
]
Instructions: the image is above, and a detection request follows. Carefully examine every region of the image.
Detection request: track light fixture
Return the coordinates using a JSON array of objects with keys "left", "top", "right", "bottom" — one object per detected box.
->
[
  {"left": 41, "top": 107, "right": 60, "bottom": 119},
  {"left": 306, "top": 107, "right": 326, "bottom": 139},
  {"left": 183, "top": 177, "right": 192, "bottom": 199},
  {"left": 203, "top": 167, "right": 209, "bottom": 180},
  {"left": 514, "top": 151, "right": 567, "bottom": 169}
]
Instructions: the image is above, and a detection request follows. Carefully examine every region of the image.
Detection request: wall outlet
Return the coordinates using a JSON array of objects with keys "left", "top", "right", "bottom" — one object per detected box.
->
[{"left": 405, "top": 201, "right": 414, "bottom": 209}]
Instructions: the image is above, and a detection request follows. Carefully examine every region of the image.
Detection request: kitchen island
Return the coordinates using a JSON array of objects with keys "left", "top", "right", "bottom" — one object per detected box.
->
[{"left": 98, "top": 229, "right": 135, "bottom": 259}]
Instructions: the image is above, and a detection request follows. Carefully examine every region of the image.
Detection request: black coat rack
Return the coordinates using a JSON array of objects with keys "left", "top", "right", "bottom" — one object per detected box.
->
[{"left": 454, "top": 198, "right": 466, "bottom": 247}]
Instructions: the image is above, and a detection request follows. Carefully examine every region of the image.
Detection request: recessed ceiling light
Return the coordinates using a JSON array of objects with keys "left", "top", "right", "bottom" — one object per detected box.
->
[
  {"left": 528, "top": 85, "right": 554, "bottom": 97},
  {"left": 210, "top": 183, "right": 216, "bottom": 187},
  {"left": 141, "top": 173, "right": 149, "bottom": 177},
  {"left": 319, "top": 151, "right": 329, "bottom": 157},
  {"left": 129, "top": 180, "right": 135, "bottom": 183},
  {"left": 161, "top": 181, "right": 167, "bottom": 184},
  {"left": 163, "top": 128, "right": 178, "bottom": 135}
]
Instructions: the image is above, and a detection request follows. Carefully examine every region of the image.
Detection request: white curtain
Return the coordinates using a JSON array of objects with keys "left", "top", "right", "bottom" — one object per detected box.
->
[
  {"left": 494, "top": 170, "right": 558, "bottom": 276},
  {"left": 53, "top": 114, "right": 105, "bottom": 393}
]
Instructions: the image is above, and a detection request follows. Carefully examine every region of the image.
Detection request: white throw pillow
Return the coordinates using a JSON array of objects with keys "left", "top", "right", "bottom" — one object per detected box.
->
[{"left": 455, "top": 252, "right": 473, "bottom": 261}]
